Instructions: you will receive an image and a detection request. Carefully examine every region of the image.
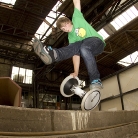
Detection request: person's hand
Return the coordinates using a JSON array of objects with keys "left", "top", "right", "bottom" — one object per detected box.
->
[{"left": 70, "top": 72, "right": 78, "bottom": 78}]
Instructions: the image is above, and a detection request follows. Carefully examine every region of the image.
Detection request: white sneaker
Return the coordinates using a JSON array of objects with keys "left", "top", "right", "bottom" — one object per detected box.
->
[{"left": 90, "top": 79, "right": 103, "bottom": 89}]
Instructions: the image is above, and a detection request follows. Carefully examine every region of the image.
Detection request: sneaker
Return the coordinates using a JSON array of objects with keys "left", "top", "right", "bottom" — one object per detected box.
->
[
  {"left": 33, "top": 37, "right": 55, "bottom": 65},
  {"left": 43, "top": 46, "right": 55, "bottom": 63},
  {"left": 90, "top": 79, "right": 103, "bottom": 89}
]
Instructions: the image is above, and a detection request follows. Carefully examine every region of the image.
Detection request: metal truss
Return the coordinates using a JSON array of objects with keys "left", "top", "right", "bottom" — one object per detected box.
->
[
  {"left": 0, "top": 39, "right": 38, "bottom": 64},
  {"left": 0, "top": 24, "right": 33, "bottom": 40},
  {"left": 94, "top": 0, "right": 138, "bottom": 30}
]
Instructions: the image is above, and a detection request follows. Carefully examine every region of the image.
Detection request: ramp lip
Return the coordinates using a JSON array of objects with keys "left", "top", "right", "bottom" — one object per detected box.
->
[{"left": 0, "top": 121, "right": 137, "bottom": 137}]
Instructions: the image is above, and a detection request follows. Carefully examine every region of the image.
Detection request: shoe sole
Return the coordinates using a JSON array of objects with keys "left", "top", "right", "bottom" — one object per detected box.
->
[
  {"left": 90, "top": 84, "right": 103, "bottom": 89},
  {"left": 33, "top": 37, "right": 52, "bottom": 65}
]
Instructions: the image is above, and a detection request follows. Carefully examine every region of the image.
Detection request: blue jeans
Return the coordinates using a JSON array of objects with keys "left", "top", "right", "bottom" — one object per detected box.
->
[{"left": 54, "top": 37, "right": 105, "bottom": 83}]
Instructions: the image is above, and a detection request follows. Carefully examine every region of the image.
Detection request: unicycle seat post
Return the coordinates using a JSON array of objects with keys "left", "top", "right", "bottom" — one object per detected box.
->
[{"left": 70, "top": 85, "right": 86, "bottom": 98}]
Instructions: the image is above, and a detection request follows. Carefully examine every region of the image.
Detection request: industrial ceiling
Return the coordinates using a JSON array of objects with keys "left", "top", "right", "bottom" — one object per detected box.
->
[{"left": 0, "top": 0, "right": 138, "bottom": 94}]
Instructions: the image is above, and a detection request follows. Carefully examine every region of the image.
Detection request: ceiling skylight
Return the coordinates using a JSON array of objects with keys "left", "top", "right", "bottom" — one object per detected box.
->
[
  {"left": 98, "top": 28, "right": 109, "bottom": 40},
  {"left": 36, "top": 1, "right": 65, "bottom": 41},
  {"left": 0, "top": 0, "right": 16, "bottom": 5},
  {"left": 111, "top": 6, "right": 138, "bottom": 31},
  {"left": 118, "top": 51, "right": 138, "bottom": 67}
]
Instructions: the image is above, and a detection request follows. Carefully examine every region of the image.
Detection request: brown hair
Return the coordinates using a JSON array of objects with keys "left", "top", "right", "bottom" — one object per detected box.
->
[{"left": 56, "top": 17, "right": 71, "bottom": 29}]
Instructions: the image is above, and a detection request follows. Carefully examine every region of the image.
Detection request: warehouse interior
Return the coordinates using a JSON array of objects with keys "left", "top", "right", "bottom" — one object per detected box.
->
[{"left": 0, "top": 0, "right": 138, "bottom": 110}]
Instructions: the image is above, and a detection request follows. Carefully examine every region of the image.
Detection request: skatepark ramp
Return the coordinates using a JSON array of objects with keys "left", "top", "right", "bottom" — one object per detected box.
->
[
  {"left": 0, "top": 77, "right": 21, "bottom": 107},
  {"left": 0, "top": 106, "right": 138, "bottom": 138}
]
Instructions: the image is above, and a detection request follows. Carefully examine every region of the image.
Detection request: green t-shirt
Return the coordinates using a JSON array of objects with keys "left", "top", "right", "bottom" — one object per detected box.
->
[{"left": 68, "top": 8, "right": 105, "bottom": 45}]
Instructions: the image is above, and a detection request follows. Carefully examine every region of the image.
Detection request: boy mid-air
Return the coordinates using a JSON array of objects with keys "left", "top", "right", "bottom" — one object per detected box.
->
[{"left": 33, "top": 0, "right": 106, "bottom": 90}]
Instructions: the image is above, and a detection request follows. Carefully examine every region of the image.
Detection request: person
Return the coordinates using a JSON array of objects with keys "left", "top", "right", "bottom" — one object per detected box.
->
[{"left": 33, "top": 0, "right": 106, "bottom": 89}]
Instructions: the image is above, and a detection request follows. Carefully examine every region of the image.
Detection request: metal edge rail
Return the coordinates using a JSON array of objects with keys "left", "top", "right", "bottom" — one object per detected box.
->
[{"left": 0, "top": 120, "right": 138, "bottom": 137}]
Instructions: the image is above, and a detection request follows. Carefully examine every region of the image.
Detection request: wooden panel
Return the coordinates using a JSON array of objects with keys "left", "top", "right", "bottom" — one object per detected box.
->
[{"left": 0, "top": 77, "right": 21, "bottom": 106}]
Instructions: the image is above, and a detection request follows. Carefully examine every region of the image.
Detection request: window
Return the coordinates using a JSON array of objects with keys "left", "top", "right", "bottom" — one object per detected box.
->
[
  {"left": 0, "top": 0, "right": 16, "bottom": 5},
  {"left": 117, "top": 51, "right": 138, "bottom": 67},
  {"left": 98, "top": 28, "right": 109, "bottom": 40},
  {"left": 39, "top": 94, "right": 57, "bottom": 103},
  {"left": 111, "top": 6, "right": 138, "bottom": 31},
  {"left": 11, "top": 66, "right": 33, "bottom": 84}
]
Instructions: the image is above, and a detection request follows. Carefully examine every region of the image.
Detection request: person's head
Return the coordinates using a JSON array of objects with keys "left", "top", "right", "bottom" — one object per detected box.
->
[{"left": 56, "top": 17, "right": 73, "bottom": 32}]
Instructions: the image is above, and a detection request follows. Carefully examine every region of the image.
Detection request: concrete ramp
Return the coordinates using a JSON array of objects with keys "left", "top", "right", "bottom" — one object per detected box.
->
[
  {"left": 0, "top": 77, "right": 21, "bottom": 107},
  {"left": 0, "top": 106, "right": 138, "bottom": 137}
]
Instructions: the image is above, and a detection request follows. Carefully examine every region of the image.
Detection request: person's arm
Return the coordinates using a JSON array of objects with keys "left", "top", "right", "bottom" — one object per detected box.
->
[
  {"left": 73, "top": 0, "right": 81, "bottom": 11},
  {"left": 70, "top": 55, "right": 80, "bottom": 77}
]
